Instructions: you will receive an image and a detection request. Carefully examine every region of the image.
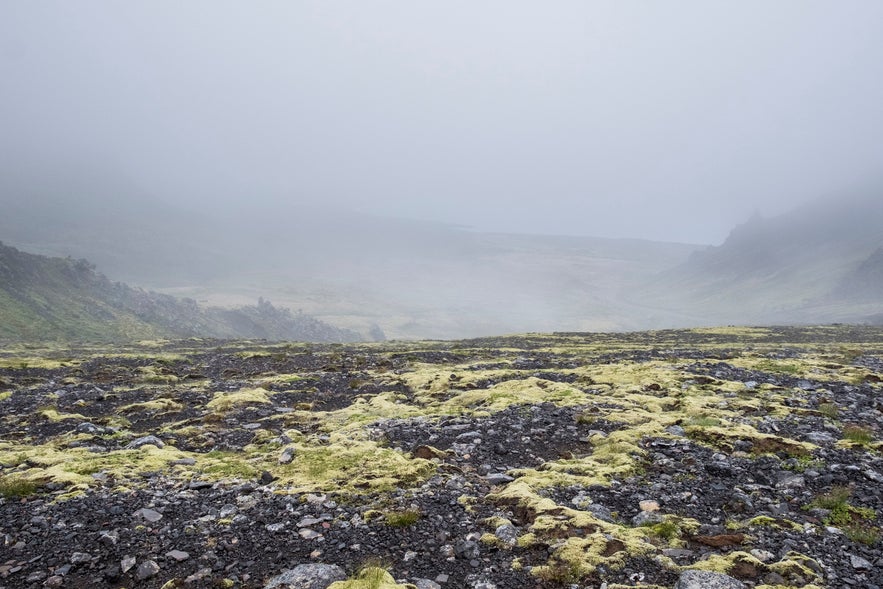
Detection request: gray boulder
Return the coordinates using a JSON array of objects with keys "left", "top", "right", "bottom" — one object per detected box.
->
[
  {"left": 264, "top": 564, "right": 347, "bottom": 589},
  {"left": 674, "top": 570, "right": 746, "bottom": 589}
]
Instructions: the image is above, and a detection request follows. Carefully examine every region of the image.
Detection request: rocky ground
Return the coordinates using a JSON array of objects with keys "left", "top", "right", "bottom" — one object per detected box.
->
[{"left": 0, "top": 326, "right": 881, "bottom": 589}]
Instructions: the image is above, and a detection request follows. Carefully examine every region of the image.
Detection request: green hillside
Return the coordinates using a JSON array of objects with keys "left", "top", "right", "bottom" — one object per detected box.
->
[{"left": 0, "top": 242, "right": 361, "bottom": 343}]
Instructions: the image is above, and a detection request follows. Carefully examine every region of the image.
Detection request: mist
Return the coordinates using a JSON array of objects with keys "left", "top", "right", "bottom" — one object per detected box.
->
[
  {"left": 4, "top": 1, "right": 883, "bottom": 243},
  {"left": 2, "top": 2, "right": 883, "bottom": 339}
]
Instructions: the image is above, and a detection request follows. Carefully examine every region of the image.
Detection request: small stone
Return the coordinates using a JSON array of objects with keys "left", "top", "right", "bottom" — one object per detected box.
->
[
  {"left": 166, "top": 550, "right": 190, "bottom": 562},
  {"left": 414, "top": 580, "right": 442, "bottom": 589},
  {"left": 266, "top": 523, "right": 286, "bottom": 533},
  {"left": 76, "top": 422, "right": 102, "bottom": 434},
  {"left": 851, "top": 554, "right": 873, "bottom": 570},
  {"left": 278, "top": 447, "right": 296, "bottom": 464},
  {"left": 484, "top": 473, "right": 514, "bottom": 485},
  {"left": 126, "top": 435, "right": 165, "bottom": 449},
  {"left": 662, "top": 548, "right": 694, "bottom": 559},
  {"left": 121, "top": 556, "right": 137, "bottom": 573},
  {"left": 776, "top": 474, "right": 805, "bottom": 489},
  {"left": 750, "top": 549, "right": 776, "bottom": 563},
  {"left": 135, "top": 560, "right": 160, "bottom": 581},
  {"left": 639, "top": 500, "right": 660, "bottom": 512},
  {"left": 170, "top": 457, "right": 197, "bottom": 466},
  {"left": 298, "top": 528, "right": 323, "bottom": 540},
  {"left": 494, "top": 524, "right": 519, "bottom": 546},
  {"left": 403, "top": 550, "right": 418, "bottom": 562},
  {"left": 134, "top": 508, "right": 163, "bottom": 523},
  {"left": 43, "top": 576, "right": 64, "bottom": 587},
  {"left": 189, "top": 480, "right": 213, "bottom": 490},
  {"left": 70, "top": 552, "right": 91, "bottom": 564},
  {"left": 455, "top": 540, "right": 479, "bottom": 559},
  {"left": 435, "top": 574, "right": 450, "bottom": 583},
  {"left": 863, "top": 469, "right": 883, "bottom": 483},
  {"left": 259, "top": 470, "right": 276, "bottom": 485},
  {"left": 805, "top": 431, "right": 835, "bottom": 444},
  {"left": 585, "top": 503, "right": 614, "bottom": 522},
  {"left": 412, "top": 445, "right": 447, "bottom": 460},
  {"left": 631, "top": 511, "right": 663, "bottom": 526},
  {"left": 666, "top": 425, "right": 687, "bottom": 437}
]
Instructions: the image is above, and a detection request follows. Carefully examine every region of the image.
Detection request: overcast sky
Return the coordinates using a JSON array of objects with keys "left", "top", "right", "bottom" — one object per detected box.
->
[{"left": 2, "top": 1, "right": 882, "bottom": 244}]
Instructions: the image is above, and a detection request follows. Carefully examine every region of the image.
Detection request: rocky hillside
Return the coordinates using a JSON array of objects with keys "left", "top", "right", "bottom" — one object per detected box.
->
[
  {"left": 0, "top": 326, "right": 881, "bottom": 588},
  {"left": 0, "top": 242, "right": 361, "bottom": 343},
  {"left": 634, "top": 194, "right": 883, "bottom": 326}
]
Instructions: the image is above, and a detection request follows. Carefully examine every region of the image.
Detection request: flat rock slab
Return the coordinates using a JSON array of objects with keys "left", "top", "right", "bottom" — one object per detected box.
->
[
  {"left": 674, "top": 570, "right": 746, "bottom": 589},
  {"left": 264, "top": 563, "right": 347, "bottom": 589}
]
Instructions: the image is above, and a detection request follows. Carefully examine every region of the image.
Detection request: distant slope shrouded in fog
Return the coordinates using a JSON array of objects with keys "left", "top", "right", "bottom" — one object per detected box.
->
[
  {"left": 0, "top": 242, "right": 361, "bottom": 343},
  {"left": 634, "top": 193, "right": 883, "bottom": 325},
  {"left": 0, "top": 181, "right": 702, "bottom": 338}
]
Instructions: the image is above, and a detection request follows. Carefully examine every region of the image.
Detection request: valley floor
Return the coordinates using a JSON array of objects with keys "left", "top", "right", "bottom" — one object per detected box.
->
[{"left": 0, "top": 326, "right": 882, "bottom": 588}]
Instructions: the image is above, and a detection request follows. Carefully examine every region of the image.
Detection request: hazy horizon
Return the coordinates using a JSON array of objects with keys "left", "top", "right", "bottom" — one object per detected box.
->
[{"left": 3, "top": 2, "right": 883, "bottom": 245}]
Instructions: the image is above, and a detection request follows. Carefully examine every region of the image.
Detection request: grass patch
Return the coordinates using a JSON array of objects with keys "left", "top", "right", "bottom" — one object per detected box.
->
[
  {"left": 817, "top": 402, "right": 838, "bottom": 419},
  {"left": 806, "top": 486, "right": 879, "bottom": 544},
  {"left": 842, "top": 425, "right": 875, "bottom": 445},
  {"left": 384, "top": 509, "right": 421, "bottom": 527},
  {"left": 755, "top": 359, "right": 802, "bottom": 375},
  {"left": 206, "top": 388, "right": 271, "bottom": 412},
  {"left": 0, "top": 475, "right": 38, "bottom": 498},
  {"left": 685, "top": 415, "right": 722, "bottom": 428}
]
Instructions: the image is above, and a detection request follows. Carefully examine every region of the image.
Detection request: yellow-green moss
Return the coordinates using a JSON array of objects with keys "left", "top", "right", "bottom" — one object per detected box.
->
[
  {"left": 206, "top": 388, "right": 272, "bottom": 411},
  {"left": 118, "top": 398, "right": 183, "bottom": 414},
  {"left": 40, "top": 407, "right": 86, "bottom": 422},
  {"left": 327, "top": 567, "right": 416, "bottom": 589}
]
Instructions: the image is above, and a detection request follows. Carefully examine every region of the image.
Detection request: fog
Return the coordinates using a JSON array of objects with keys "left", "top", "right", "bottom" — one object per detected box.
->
[
  {"left": 3, "top": 1, "right": 883, "bottom": 244},
  {"left": 2, "top": 2, "right": 883, "bottom": 339}
]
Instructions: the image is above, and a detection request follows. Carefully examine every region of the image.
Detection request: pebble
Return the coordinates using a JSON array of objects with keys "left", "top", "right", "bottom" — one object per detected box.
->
[
  {"left": 120, "top": 556, "right": 136, "bottom": 573},
  {"left": 134, "top": 508, "right": 163, "bottom": 523},
  {"left": 298, "top": 528, "right": 323, "bottom": 540},
  {"left": 166, "top": 550, "right": 190, "bottom": 561}
]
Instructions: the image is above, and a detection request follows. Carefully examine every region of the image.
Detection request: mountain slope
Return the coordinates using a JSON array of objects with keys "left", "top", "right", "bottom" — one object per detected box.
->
[
  {"left": 0, "top": 242, "right": 361, "bottom": 342},
  {"left": 633, "top": 193, "right": 883, "bottom": 325}
]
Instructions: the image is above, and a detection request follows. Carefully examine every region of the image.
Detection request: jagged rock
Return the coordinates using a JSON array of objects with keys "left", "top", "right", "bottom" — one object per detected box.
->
[
  {"left": 851, "top": 554, "right": 873, "bottom": 570},
  {"left": 494, "top": 524, "right": 518, "bottom": 546},
  {"left": 126, "top": 435, "right": 165, "bottom": 449},
  {"left": 484, "top": 473, "right": 514, "bottom": 485},
  {"left": 133, "top": 508, "right": 163, "bottom": 523},
  {"left": 278, "top": 446, "right": 296, "bottom": 464},
  {"left": 674, "top": 570, "right": 746, "bottom": 589},
  {"left": 263, "top": 564, "right": 346, "bottom": 589},
  {"left": 135, "top": 560, "right": 160, "bottom": 580}
]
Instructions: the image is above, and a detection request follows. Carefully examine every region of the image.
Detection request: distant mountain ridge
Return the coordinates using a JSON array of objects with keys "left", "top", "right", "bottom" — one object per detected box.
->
[
  {"left": 633, "top": 193, "right": 883, "bottom": 325},
  {"left": 0, "top": 242, "right": 362, "bottom": 343}
]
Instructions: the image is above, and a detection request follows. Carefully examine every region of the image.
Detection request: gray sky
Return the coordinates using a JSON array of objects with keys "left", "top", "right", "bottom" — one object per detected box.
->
[{"left": 2, "top": 1, "right": 882, "bottom": 244}]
